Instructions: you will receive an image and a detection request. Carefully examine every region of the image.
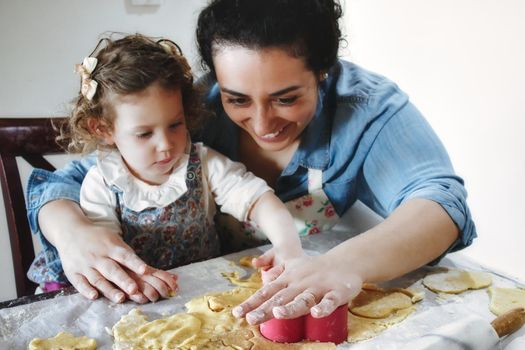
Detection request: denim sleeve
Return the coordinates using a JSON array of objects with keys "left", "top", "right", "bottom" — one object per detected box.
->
[
  {"left": 359, "top": 101, "right": 477, "bottom": 256},
  {"left": 26, "top": 155, "right": 96, "bottom": 253}
]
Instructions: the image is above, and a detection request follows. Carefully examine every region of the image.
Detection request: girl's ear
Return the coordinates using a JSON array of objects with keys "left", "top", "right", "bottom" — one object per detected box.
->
[{"left": 87, "top": 118, "right": 114, "bottom": 145}]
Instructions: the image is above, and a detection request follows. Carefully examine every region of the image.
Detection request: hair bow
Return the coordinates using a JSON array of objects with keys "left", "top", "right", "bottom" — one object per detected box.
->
[{"left": 74, "top": 57, "right": 98, "bottom": 100}]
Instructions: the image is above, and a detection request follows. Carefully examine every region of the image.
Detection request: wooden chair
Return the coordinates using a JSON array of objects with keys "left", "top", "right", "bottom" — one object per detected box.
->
[{"left": 0, "top": 117, "right": 66, "bottom": 297}]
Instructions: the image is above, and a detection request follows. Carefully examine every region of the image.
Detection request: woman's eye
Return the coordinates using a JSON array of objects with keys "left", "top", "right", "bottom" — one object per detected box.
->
[
  {"left": 276, "top": 96, "right": 298, "bottom": 105},
  {"left": 226, "top": 97, "right": 249, "bottom": 106}
]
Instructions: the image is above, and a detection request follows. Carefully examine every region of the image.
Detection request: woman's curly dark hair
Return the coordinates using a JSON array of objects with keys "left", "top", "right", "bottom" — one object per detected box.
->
[
  {"left": 196, "top": 0, "right": 343, "bottom": 77},
  {"left": 62, "top": 33, "right": 204, "bottom": 154}
]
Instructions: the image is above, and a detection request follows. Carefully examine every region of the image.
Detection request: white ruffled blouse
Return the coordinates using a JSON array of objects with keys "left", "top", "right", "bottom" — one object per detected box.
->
[{"left": 79, "top": 143, "right": 272, "bottom": 233}]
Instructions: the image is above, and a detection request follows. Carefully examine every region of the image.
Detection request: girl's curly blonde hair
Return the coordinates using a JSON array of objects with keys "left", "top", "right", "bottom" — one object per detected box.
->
[{"left": 61, "top": 34, "right": 205, "bottom": 154}]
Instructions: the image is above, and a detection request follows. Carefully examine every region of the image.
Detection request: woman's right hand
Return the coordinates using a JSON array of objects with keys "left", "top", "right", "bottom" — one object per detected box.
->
[{"left": 38, "top": 200, "right": 177, "bottom": 303}]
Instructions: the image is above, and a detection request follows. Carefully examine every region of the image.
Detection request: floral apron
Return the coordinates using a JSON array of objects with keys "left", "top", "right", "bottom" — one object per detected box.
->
[
  {"left": 114, "top": 144, "right": 220, "bottom": 270},
  {"left": 216, "top": 168, "right": 340, "bottom": 252}
]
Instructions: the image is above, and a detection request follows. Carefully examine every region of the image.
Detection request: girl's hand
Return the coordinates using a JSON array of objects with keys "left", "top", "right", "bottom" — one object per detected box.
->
[
  {"left": 232, "top": 253, "right": 363, "bottom": 325},
  {"left": 125, "top": 268, "right": 178, "bottom": 303},
  {"left": 56, "top": 223, "right": 153, "bottom": 303},
  {"left": 252, "top": 247, "right": 305, "bottom": 284}
]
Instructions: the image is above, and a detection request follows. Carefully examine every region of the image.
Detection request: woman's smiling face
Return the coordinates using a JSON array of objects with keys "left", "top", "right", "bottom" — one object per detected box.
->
[{"left": 212, "top": 46, "right": 319, "bottom": 152}]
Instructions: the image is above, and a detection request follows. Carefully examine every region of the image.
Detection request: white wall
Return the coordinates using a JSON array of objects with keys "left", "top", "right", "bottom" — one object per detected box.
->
[
  {"left": 1, "top": 0, "right": 524, "bottom": 301},
  {"left": 343, "top": 0, "right": 525, "bottom": 281}
]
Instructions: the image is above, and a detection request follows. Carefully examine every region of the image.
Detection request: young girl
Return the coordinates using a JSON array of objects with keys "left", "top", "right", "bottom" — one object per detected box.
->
[{"left": 27, "top": 34, "right": 303, "bottom": 302}]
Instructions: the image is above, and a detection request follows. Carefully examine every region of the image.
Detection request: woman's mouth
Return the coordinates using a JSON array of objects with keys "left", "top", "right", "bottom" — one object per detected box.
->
[{"left": 260, "top": 126, "right": 286, "bottom": 141}]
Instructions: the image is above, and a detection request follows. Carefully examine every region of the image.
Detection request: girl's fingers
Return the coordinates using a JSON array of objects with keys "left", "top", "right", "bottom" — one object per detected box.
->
[
  {"left": 252, "top": 249, "right": 275, "bottom": 269},
  {"left": 261, "top": 265, "right": 284, "bottom": 284},
  {"left": 151, "top": 270, "right": 178, "bottom": 294},
  {"left": 141, "top": 273, "right": 170, "bottom": 299}
]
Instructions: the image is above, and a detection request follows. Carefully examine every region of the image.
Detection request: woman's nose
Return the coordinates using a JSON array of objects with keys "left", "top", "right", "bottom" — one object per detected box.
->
[{"left": 252, "top": 105, "right": 275, "bottom": 136}]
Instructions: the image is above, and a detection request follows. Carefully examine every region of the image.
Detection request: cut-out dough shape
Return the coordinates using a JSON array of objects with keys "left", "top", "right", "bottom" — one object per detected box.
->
[
  {"left": 423, "top": 269, "right": 492, "bottom": 294},
  {"left": 488, "top": 287, "right": 525, "bottom": 316},
  {"left": 346, "top": 285, "right": 421, "bottom": 342}
]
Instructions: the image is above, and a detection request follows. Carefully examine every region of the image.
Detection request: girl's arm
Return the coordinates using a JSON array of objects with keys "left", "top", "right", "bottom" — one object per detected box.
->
[
  {"left": 248, "top": 192, "right": 304, "bottom": 265},
  {"left": 203, "top": 145, "right": 304, "bottom": 264}
]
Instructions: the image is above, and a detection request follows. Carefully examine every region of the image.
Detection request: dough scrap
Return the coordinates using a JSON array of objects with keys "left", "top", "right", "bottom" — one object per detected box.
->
[
  {"left": 350, "top": 290, "right": 413, "bottom": 318},
  {"left": 347, "top": 307, "right": 416, "bottom": 342},
  {"left": 222, "top": 270, "right": 262, "bottom": 289},
  {"left": 28, "top": 332, "right": 96, "bottom": 350},
  {"left": 111, "top": 286, "right": 336, "bottom": 349},
  {"left": 488, "top": 287, "right": 525, "bottom": 316},
  {"left": 423, "top": 269, "right": 492, "bottom": 294},
  {"left": 346, "top": 286, "right": 420, "bottom": 342},
  {"left": 239, "top": 255, "right": 257, "bottom": 268}
]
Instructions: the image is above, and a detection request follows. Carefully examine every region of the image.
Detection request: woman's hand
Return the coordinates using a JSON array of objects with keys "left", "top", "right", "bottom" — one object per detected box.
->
[
  {"left": 38, "top": 200, "right": 179, "bottom": 303},
  {"left": 233, "top": 253, "right": 363, "bottom": 325},
  {"left": 55, "top": 223, "right": 149, "bottom": 303}
]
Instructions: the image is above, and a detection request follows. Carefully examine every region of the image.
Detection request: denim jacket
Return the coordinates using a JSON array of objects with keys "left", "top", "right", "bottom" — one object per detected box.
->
[{"left": 26, "top": 60, "right": 476, "bottom": 282}]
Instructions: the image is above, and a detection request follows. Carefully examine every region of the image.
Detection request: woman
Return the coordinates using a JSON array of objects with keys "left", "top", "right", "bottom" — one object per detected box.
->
[{"left": 27, "top": 0, "right": 475, "bottom": 323}]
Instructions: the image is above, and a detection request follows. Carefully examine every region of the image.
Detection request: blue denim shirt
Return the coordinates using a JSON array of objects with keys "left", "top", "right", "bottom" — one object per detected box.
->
[{"left": 26, "top": 60, "right": 476, "bottom": 282}]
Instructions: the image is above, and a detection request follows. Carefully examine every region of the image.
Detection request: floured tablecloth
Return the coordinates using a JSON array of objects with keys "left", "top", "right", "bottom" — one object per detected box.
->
[{"left": 1, "top": 230, "right": 524, "bottom": 350}]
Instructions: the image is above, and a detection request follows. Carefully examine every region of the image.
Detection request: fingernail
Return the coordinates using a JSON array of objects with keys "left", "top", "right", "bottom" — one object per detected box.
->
[
  {"left": 273, "top": 306, "right": 286, "bottom": 319},
  {"left": 127, "top": 285, "right": 136, "bottom": 294},
  {"left": 114, "top": 292, "right": 125, "bottom": 303},
  {"left": 247, "top": 310, "right": 264, "bottom": 325},
  {"left": 311, "top": 306, "right": 321, "bottom": 317},
  {"left": 88, "top": 291, "right": 98, "bottom": 299},
  {"left": 232, "top": 306, "right": 243, "bottom": 318}
]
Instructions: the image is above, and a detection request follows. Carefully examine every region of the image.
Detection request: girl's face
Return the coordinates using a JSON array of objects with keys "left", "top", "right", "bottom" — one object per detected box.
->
[
  {"left": 212, "top": 46, "right": 319, "bottom": 153},
  {"left": 104, "top": 84, "right": 188, "bottom": 185}
]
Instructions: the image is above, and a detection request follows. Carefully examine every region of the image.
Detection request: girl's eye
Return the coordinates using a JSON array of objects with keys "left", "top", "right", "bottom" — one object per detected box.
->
[
  {"left": 276, "top": 96, "right": 298, "bottom": 105},
  {"left": 169, "top": 122, "right": 183, "bottom": 129},
  {"left": 136, "top": 132, "right": 152, "bottom": 139}
]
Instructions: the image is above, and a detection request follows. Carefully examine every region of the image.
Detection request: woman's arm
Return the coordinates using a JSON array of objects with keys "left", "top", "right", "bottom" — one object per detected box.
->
[
  {"left": 27, "top": 157, "right": 168, "bottom": 302},
  {"left": 233, "top": 99, "right": 473, "bottom": 324},
  {"left": 234, "top": 198, "right": 458, "bottom": 324}
]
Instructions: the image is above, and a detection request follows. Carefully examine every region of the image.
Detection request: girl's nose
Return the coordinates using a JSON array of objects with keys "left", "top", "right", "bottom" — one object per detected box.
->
[{"left": 157, "top": 132, "right": 173, "bottom": 152}]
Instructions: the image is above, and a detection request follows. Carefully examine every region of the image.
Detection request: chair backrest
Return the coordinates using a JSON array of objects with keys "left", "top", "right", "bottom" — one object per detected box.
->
[{"left": 0, "top": 117, "right": 66, "bottom": 297}]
